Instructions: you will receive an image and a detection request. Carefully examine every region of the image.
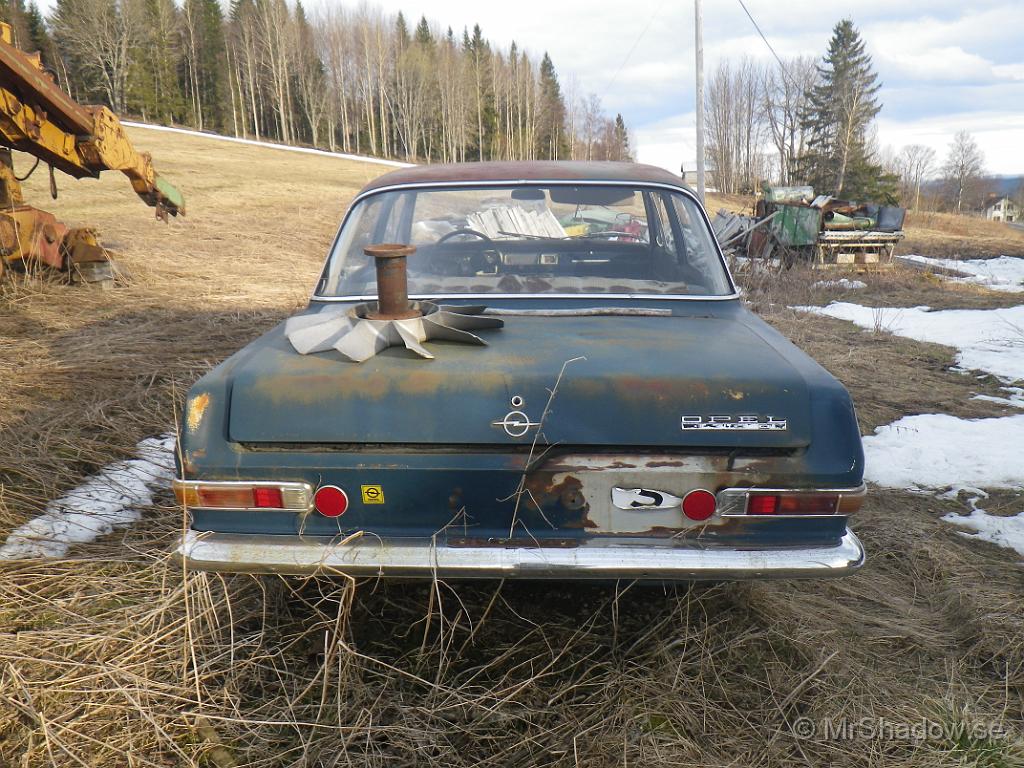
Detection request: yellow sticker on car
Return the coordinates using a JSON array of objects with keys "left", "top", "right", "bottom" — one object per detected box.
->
[{"left": 361, "top": 485, "right": 384, "bottom": 504}]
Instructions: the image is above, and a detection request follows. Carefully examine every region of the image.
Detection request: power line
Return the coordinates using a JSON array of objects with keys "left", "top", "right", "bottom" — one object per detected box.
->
[
  {"left": 600, "top": 0, "right": 668, "bottom": 100},
  {"left": 736, "top": 0, "right": 787, "bottom": 71},
  {"left": 736, "top": 0, "right": 803, "bottom": 91}
]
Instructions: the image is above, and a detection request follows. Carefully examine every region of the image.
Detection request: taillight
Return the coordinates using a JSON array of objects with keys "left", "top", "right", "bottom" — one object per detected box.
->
[
  {"left": 173, "top": 480, "right": 311, "bottom": 510},
  {"left": 717, "top": 487, "right": 866, "bottom": 517},
  {"left": 748, "top": 495, "right": 778, "bottom": 515},
  {"left": 252, "top": 487, "right": 284, "bottom": 509},
  {"left": 197, "top": 486, "right": 255, "bottom": 508},
  {"left": 836, "top": 490, "right": 866, "bottom": 514},
  {"left": 745, "top": 488, "right": 865, "bottom": 516},
  {"left": 314, "top": 485, "right": 349, "bottom": 517}
]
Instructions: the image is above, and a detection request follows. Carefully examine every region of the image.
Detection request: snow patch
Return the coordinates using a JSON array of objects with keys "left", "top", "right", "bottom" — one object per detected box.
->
[
  {"left": 901, "top": 254, "right": 1024, "bottom": 293},
  {"left": 122, "top": 121, "right": 414, "bottom": 169},
  {"left": 813, "top": 278, "right": 867, "bottom": 290},
  {"left": 0, "top": 434, "right": 176, "bottom": 560},
  {"left": 797, "top": 298, "right": 1024, "bottom": 559},
  {"left": 862, "top": 414, "right": 1024, "bottom": 492},
  {"left": 942, "top": 497, "right": 1024, "bottom": 560},
  {"left": 972, "top": 386, "right": 1024, "bottom": 408},
  {"left": 796, "top": 302, "right": 1024, "bottom": 381}
]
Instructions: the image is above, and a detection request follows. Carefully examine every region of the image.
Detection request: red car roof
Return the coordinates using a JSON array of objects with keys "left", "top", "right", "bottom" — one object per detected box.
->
[{"left": 360, "top": 160, "right": 693, "bottom": 194}]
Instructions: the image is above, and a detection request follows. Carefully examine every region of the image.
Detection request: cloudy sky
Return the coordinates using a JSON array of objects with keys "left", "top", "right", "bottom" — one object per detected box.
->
[
  {"left": 33, "top": 0, "right": 1023, "bottom": 175},
  {"left": 356, "top": 0, "right": 1024, "bottom": 176}
]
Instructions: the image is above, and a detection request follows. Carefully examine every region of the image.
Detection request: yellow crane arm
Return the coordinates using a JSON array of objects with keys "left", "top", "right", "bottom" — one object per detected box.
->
[{"left": 0, "top": 22, "right": 184, "bottom": 218}]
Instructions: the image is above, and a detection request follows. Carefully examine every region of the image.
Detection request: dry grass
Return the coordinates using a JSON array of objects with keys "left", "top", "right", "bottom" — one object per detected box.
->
[
  {"left": 705, "top": 191, "right": 1024, "bottom": 259},
  {"left": 898, "top": 211, "right": 1024, "bottom": 259},
  {"left": 1, "top": 130, "right": 1023, "bottom": 766},
  {"left": 705, "top": 191, "right": 755, "bottom": 216}
]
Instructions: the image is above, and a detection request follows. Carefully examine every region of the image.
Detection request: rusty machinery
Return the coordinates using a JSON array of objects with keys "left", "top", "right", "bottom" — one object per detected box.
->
[{"left": 0, "top": 21, "right": 184, "bottom": 286}]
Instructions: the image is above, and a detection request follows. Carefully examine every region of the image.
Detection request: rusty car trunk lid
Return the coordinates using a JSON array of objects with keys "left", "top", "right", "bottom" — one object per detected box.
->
[{"left": 226, "top": 308, "right": 814, "bottom": 449}]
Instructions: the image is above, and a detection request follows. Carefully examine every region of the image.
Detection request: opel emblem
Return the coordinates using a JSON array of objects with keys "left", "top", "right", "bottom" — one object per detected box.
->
[{"left": 492, "top": 395, "right": 540, "bottom": 438}]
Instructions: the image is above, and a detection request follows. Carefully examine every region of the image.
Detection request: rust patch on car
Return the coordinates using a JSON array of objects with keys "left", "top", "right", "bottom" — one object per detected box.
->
[
  {"left": 252, "top": 364, "right": 508, "bottom": 405},
  {"left": 181, "top": 448, "right": 205, "bottom": 474},
  {"left": 186, "top": 393, "right": 210, "bottom": 433},
  {"left": 522, "top": 472, "right": 597, "bottom": 529}
]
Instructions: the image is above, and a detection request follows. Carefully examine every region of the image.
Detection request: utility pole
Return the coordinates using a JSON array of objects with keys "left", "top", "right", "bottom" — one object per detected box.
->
[{"left": 694, "top": 0, "right": 705, "bottom": 203}]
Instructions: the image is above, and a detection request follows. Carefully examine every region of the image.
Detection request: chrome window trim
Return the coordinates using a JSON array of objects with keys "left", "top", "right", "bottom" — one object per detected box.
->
[
  {"left": 312, "top": 178, "right": 739, "bottom": 303},
  {"left": 172, "top": 478, "right": 314, "bottom": 512},
  {"left": 717, "top": 485, "right": 867, "bottom": 518},
  {"left": 313, "top": 293, "right": 739, "bottom": 303}
]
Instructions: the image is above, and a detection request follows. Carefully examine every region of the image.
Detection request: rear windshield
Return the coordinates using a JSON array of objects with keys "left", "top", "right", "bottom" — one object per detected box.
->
[{"left": 317, "top": 184, "right": 733, "bottom": 298}]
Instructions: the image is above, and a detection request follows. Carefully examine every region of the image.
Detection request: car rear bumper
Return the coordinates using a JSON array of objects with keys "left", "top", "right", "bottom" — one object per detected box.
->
[{"left": 173, "top": 528, "right": 865, "bottom": 580}]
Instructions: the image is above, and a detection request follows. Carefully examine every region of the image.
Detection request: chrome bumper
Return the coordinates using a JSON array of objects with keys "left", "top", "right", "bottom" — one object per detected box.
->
[{"left": 174, "top": 529, "right": 865, "bottom": 580}]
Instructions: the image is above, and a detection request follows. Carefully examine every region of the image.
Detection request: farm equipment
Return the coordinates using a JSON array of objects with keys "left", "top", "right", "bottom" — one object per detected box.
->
[{"left": 0, "top": 21, "right": 184, "bottom": 286}]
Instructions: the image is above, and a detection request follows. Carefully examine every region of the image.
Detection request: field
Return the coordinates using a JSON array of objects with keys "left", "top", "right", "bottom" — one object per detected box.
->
[
  {"left": 705, "top": 193, "right": 1024, "bottom": 258},
  {"left": 1, "top": 128, "right": 1022, "bottom": 766}
]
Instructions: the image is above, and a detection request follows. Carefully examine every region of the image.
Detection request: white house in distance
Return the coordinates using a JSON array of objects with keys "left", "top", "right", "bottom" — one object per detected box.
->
[{"left": 984, "top": 195, "right": 1019, "bottom": 222}]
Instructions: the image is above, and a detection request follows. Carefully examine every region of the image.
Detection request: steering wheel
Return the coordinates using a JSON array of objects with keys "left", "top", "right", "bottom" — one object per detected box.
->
[
  {"left": 431, "top": 228, "right": 501, "bottom": 276},
  {"left": 437, "top": 228, "right": 494, "bottom": 245}
]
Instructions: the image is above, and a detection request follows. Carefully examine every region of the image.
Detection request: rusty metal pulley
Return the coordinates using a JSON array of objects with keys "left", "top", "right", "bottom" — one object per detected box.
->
[{"left": 363, "top": 243, "right": 420, "bottom": 320}]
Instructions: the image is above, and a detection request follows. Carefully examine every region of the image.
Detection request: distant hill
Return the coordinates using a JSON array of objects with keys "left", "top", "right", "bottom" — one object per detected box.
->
[
  {"left": 923, "top": 175, "right": 1023, "bottom": 195},
  {"left": 984, "top": 175, "right": 1024, "bottom": 197}
]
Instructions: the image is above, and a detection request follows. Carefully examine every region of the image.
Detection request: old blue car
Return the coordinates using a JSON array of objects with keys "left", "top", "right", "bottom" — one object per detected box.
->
[{"left": 173, "top": 162, "right": 865, "bottom": 580}]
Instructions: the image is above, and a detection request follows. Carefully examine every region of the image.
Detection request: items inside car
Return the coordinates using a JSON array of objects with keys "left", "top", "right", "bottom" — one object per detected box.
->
[{"left": 321, "top": 184, "right": 731, "bottom": 297}]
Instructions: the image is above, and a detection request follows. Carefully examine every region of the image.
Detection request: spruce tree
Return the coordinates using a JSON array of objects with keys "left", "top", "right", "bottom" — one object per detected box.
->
[
  {"left": 800, "top": 19, "right": 882, "bottom": 198},
  {"left": 23, "top": 2, "right": 50, "bottom": 60},
  {"left": 128, "top": 0, "right": 185, "bottom": 124},
  {"left": 395, "top": 11, "right": 409, "bottom": 48},
  {"left": 414, "top": 15, "right": 433, "bottom": 47},
  {"left": 613, "top": 114, "right": 631, "bottom": 161},
  {"left": 464, "top": 24, "right": 494, "bottom": 160},
  {"left": 537, "top": 52, "right": 567, "bottom": 160},
  {"left": 182, "top": 0, "right": 227, "bottom": 130}
]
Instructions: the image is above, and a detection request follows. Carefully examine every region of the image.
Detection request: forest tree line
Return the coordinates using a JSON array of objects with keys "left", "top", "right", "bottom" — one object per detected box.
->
[{"left": 0, "top": 0, "right": 633, "bottom": 164}]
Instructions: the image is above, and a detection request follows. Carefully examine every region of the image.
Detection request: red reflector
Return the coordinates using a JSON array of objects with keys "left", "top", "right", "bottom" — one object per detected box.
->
[
  {"left": 252, "top": 486, "right": 283, "bottom": 509},
  {"left": 682, "top": 489, "right": 717, "bottom": 521},
  {"left": 314, "top": 486, "right": 349, "bottom": 517},
  {"left": 748, "top": 495, "right": 778, "bottom": 515}
]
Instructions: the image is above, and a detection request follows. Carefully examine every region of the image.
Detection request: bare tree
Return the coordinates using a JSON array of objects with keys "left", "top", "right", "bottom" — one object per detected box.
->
[
  {"left": 763, "top": 56, "right": 816, "bottom": 183},
  {"left": 47, "top": 0, "right": 627, "bottom": 165},
  {"left": 391, "top": 25, "right": 433, "bottom": 159},
  {"left": 705, "top": 58, "right": 767, "bottom": 194},
  {"left": 943, "top": 130, "right": 985, "bottom": 214},
  {"left": 180, "top": 0, "right": 203, "bottom": 129},
  {"left": 50, "top": 0, "right": 143, "bottom": 113},
  {"left": 895, "top": 144, "right": 936, "bottom": 210}
]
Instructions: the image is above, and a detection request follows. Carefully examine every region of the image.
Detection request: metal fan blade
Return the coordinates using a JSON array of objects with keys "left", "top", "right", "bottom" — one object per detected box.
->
[
  {"left": 394, "top": 322, "right": 435, "bottom": 359},
  {"left": 434, "top": 310, "right": 504, "bottom": 331},
  {"left": 334, "top": 320, "right": 390, "bottom": 362},
  {"left": 286, "top": 314, "right": 356, "bottom": 354},
  {"left": 422, "top": 316, "right": 487, "bottom": 345},
  {"left": 439, "top": 305, "right": 488, "bottom": 315}
]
